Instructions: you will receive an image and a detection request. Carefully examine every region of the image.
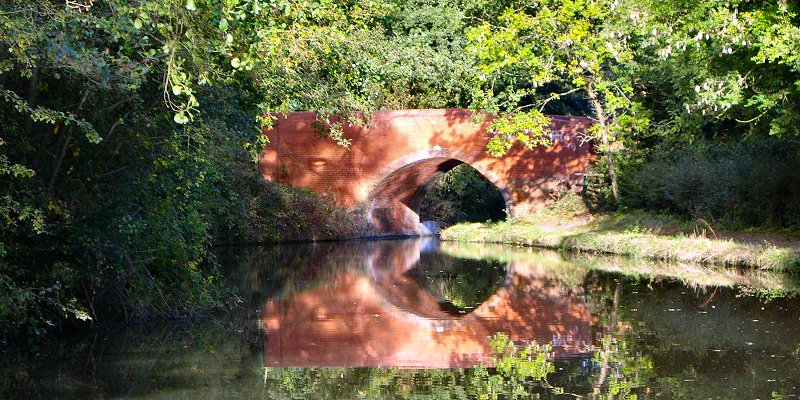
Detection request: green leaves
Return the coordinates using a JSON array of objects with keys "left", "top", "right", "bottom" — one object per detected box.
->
[
  {"left": 174, "top": 111, "right": 190, "bottom": 124},
  {"left": 468, "top": 0, "right": 627, "bottom": 154},
  {"left": 486, "top": 111, "right": 552, "bottom": 157},
  {"left": 0, "top": 88, "right": 102, "bottom": 143}
]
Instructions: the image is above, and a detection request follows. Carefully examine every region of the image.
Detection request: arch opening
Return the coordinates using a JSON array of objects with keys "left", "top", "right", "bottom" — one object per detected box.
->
[
  {"left": 366, "top": 150, "right": 512, "bottom": 235},
  {"left": 418, "top": 163, "right": 507, "bottom": 227}
]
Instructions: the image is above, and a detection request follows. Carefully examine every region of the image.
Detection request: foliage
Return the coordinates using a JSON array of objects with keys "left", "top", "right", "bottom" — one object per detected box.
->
[
  {"left": 619, "top": 138, "right": 800, "bottom": 227},
  {"left": 227, "top": 0, "right": 478, "bottom": 144},
  {"left": 466, "top": 0, "right": 652, "bottom": 200},
  {"left": 541, "top": 192, "right": 590, "bottom": 219},
  {"left": 244, "top": 182, "right": 367, "bottom": 242},
  {"left": 418, "top": 164, "right": 507, "bottom": 226},
  {"left": 465, "top": 0, "right": 800, "bottom": 205},
  {"left": 629, "top": 0, "right": 800, "bottom": 139},
  {"left": 0, "top": 0, "right": 477, "bottom": 342}
]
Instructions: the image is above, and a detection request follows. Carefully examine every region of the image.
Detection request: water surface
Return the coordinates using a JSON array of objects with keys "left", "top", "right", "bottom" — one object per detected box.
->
[{"left": 5, "top": 238, "right": 800, "bottom": 399}]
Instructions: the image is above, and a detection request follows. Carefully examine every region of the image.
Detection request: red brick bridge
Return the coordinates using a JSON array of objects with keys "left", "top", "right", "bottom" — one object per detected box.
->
[{"left": 260, "top": 109, "right": 594, "bottom": 234}]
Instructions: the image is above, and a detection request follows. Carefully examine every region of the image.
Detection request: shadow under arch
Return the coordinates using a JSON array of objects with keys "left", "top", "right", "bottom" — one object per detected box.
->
[{"left": 364, "top": 148, "right": 516, "bottom": 234}]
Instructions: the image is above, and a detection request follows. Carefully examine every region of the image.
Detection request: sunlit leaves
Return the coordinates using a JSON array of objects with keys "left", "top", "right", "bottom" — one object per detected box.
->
[
  {"left": 622, "top": 0, "right": 800, "bottom": 137},
  {"left": 466, "top": 0, "right": 649, "bottom": 164},
  {"left": 0, "top": 88, "right": 101, "bottom": 143},
  {"left": 173, "top": 111, "right": 190, "bottom": 124},
  {"left": 486, "top": 111, "right": 551, "bottom": 157}
]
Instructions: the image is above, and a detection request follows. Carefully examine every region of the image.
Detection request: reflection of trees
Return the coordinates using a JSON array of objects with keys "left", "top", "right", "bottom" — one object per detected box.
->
[
  {"left": 261, "top": 333, "right": 560, "bottom": 400},
  {"left": 584, "top": 272, "right": 800, "bottom": 399},
  {"left": 589, "top": 283, "right": 655, "bottom": 399},
  {"left": 260, "top": 331, "right": 646, "bottom": 400},
  {"left": 481, "top": 333, "right": 560, "bottom": 399},
  {"left": 407, "top": 252, "right": 506, "bottom": 312},
  {"left": 222, "top": 241, "right": 394, "bottom": 307},
  {"left": 263, "top": 366, "right": 494, "bottom": 399},
  {"left": 13, "top": 242, "right": 800, "bottom": 398},
  {"left": 583, "top": 275, "right": 657, "bottom": 399}
]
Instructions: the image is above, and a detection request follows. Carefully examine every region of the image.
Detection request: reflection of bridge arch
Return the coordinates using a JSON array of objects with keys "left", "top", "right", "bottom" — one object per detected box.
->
[
  {"left": 262, "top": 239, "right": 593, "bottom": 368},
  {"left": 364, "top": 238, "right": 516, "bottom": 331}
]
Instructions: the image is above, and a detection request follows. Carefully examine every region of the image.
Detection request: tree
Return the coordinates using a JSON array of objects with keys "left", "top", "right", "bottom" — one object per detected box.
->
[
  {"left": 466, "top": 0, "right": 650, "bottom": 202},
  {"left": 628, "top": 0, "right": 800, "bottom": 139}
]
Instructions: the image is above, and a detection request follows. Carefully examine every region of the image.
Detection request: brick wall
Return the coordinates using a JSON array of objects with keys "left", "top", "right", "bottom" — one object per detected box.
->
[{"left": 260, "top": 109, "right": 595, "bottom": 233}]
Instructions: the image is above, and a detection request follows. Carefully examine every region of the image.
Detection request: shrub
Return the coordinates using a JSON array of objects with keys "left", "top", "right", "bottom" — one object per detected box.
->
[
  {"left": 244, "top": 179, "right": 367, "bottom": 242},
  {"left": 619, "top": 138, "right": 800, "bottom": 227}
]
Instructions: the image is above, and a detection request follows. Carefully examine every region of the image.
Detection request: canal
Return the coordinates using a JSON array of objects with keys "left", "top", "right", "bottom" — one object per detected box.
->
[{"left": 6, "top": 238, "right": 800, "bottom": 398}]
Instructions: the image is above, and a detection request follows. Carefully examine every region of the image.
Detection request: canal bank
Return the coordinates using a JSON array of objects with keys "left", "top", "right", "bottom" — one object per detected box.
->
[{"left": 441, "top": 202, "right": 800, "bottom": 272}]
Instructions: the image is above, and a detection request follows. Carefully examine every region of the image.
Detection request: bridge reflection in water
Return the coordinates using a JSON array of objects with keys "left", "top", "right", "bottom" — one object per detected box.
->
[{"left": 262, "top": 239, "right": 593, "bottom": 368}]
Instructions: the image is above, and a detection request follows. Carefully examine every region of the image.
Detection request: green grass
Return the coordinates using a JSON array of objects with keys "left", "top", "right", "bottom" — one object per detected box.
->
[
  {"left": 441, "top": 195, "right": 800, "bottom": 272},
  {"left": 438, "top": 242, "right": 800, "bottom": 296}
]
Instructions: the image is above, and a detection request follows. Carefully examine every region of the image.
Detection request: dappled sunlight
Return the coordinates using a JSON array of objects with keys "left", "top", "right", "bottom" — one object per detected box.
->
[{"left": 260, "top": 110, "right": 594, "bottom": 233}]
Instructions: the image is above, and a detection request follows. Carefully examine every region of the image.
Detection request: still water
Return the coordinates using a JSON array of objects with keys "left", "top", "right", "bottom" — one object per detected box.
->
[{"left": 6, "top": 238, "right": 800, "bottom": 399}]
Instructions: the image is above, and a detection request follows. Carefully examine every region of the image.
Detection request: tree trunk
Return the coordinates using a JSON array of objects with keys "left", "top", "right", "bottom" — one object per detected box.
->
[
  {"left": 47, "top": 129, "right": 73, "bottom": 194},
  {"left": 47, "top": 91, "right": 90, "bottom": 194},
  {"left": 24, "top": 68, "right": 39, "bottom": 136},
  {"left": 586, "top": 86, "right": 620, "bottom": 203}
]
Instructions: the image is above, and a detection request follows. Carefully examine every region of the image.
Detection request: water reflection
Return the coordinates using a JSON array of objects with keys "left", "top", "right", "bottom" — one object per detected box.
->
[
  {"left": 262, "top": 238, "right": 592, "bottom": 368},
  {"left": 5, "top": 238, "right": 800, "bottom": 399}
]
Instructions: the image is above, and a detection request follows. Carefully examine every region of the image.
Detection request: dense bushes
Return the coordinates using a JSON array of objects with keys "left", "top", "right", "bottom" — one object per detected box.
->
[
  {"left": 242, "top": 181, "right": 367, "bottom": 243},
  {"left": 0, "top": 81, "right": 364, "bottom": 343},
  {"left": 619, "top": 138, "right": 800, "bottom": 227}
]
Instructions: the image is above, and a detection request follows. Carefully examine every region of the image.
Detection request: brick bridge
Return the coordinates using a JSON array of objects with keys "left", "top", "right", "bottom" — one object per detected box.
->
[{"left": 260, "top": 109, "right": 594, "bottom": 234}]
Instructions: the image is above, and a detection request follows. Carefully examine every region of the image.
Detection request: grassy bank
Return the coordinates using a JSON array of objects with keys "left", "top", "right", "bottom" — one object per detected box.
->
[
  {"left": 438, "top": 242, "right": 800, "bottom": 298},
  {"left": 441, "top": 195, "right": 800, "bottom": 272}
]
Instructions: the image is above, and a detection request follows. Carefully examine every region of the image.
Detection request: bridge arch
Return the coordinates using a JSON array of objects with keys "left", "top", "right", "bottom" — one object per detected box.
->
[
  {"left": 260, "top": 109, "right": 596, "bottom": 235},
  {"left": 365, "top": 148, "right": 516, "bottom": 234}
]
